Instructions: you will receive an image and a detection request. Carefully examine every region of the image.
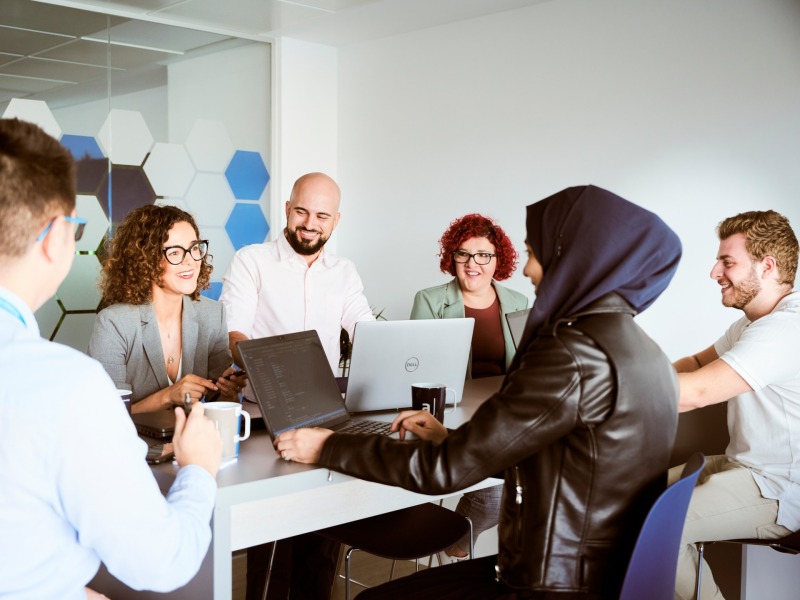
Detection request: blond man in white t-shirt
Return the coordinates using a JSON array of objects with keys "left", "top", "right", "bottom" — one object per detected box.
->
[{"left": 672, "top": 210, "right": 800, "bottom": 599}]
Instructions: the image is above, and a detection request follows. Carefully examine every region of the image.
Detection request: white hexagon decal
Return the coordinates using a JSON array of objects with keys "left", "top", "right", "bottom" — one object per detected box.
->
[
  {"left": 58, "top": 254, "right": 102, "bottom": 312},
  {"left": 200, "top": 226, "right": 236, "bottom": 282},
  {"left": 97, "top": 109, "right": 153, "bottom": 166},
  {"left": 144, "top": 143, "right": 196, "bottom": 197},
  {"left": 53, "top": 312, "right": 97, "bottom": 353},
  {"left": 33, "top": 295, "right": 63, "bottom": 341},
  {"left": 185, "top": 119, "right": 234, "bottom": 172},
  {"left": 76, "top": 195, "right": 110, "bottom": 253},
  {"left": 2, "top": 99, "right": 62, "bottom": 141},
  {"left": 156, "top": 197, "right": 191, "bottom": 213},
  {"left": 184, "top": 172, "right": 235, "bottom": 227}
]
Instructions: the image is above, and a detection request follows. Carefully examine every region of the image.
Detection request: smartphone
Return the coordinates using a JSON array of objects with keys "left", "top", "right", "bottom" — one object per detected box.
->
[
  {"left": 226, "top": 369, "right": 246, "bottom": 380},
  {"left": 146, "top": 442, "right": 175, "bottom": 464}
]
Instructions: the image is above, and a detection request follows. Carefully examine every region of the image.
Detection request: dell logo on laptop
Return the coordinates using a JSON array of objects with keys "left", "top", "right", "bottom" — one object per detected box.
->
[{"left": 405, "top": 357, "right": 419, "bottom": 372}]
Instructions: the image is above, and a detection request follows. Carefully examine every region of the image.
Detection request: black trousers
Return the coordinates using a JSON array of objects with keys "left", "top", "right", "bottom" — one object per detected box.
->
[
  {"left": 245, "top": 533, "right": 340, "bottom": 600},
  {"left": 356, "top": 555, "right": 606, "bottom": 600}
]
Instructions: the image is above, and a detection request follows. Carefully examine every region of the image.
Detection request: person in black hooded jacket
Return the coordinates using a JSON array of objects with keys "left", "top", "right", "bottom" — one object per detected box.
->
[{"left": 276, "top": 185, "right": 682, "bottom": 599}]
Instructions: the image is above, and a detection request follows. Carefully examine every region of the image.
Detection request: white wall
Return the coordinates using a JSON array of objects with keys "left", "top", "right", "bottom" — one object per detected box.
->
[
  {"left": 333, "top": 0, "right": 800, "bottom": 359},
  {"left": 274, "top": 38, "right": 339, "bottom": 243}
]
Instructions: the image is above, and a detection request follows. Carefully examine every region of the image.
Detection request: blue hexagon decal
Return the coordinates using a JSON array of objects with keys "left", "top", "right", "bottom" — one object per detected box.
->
[
  {"left": 61, "top": 134, "right": 104, "bottom": 161},
  {"left": 201, "top": 281, "right": 223, "bottom": 301},
  {"left": 61, "top": 134, "right": 109, "bottom": 196},
  {"left": 226, "top": 203, "right": 270, "bottom": 250},
  {"left": 225, "top": 150, "right": 269, "bottom": 200}
]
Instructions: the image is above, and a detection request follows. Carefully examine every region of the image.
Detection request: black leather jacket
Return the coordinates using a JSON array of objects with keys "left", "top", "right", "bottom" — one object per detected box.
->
[{"left": 319, "top": 293, "right": 678, "bottom": 597}]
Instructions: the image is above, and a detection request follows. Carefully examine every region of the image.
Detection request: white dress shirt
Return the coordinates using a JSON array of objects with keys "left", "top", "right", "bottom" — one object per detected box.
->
[
  {"left": 0, "top": 286, "right": 217, "bottom": 599},
  {"left": 716, "top": 290, "right": 800, "bottom": 530},
  {"left": 220, "top": 233, "right": 375, "bottom": 374}
]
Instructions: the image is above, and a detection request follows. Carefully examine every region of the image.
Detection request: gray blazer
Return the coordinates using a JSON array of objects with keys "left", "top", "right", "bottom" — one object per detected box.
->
[
  {"left": 88, "top": 296, "right": 233, "bottom": 404},
  {"left": 410, "top": 278, "right": 529, "bottom": 377}
]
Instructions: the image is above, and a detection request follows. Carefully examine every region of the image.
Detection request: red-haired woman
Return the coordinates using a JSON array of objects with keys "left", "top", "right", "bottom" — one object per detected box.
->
[
  {"left": 411, "top": 213, "right": 529, "bottom": 377},
  {"left": 410, "top": 213, "right": 528, "bottom": 562}
]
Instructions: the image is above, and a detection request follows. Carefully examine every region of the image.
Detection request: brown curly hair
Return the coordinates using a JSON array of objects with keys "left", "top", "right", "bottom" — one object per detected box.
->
[
  {"left": 438, "top": 213, "right": 518, "bottom": 281},
  {"left": 99, "top": 205, "right": 212, "bottom": 307},
  {"left": 718, "top": 210, "right": 798, "bottom": 287}
]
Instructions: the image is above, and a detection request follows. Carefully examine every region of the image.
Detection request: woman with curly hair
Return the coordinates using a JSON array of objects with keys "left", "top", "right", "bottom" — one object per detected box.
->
[
  {"left": 88, "top": 205, "right": 243, "bottom": 413},
  {"left": 412, "top": 213, "right": 529, "bottom": 378},
  {"left": 410, "top": 213, "right": 529, "bottom": 562}
]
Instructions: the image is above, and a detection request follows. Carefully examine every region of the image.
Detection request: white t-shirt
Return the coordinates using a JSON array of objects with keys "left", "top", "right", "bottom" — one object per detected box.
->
[
  {"left": 716, "top": 291, "right": 800, "bottom": 529},
  {"left": 220, "top": 233, "right": 375, "bottom": 374}
]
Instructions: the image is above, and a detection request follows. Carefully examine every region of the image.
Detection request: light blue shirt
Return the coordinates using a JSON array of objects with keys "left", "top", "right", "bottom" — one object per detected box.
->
[{"left": 0, "top": 287, "right": 217, "bottom": 599}]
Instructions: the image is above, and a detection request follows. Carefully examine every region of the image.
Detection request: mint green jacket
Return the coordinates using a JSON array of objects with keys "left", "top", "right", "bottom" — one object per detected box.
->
[{"left": 410, "top": 278, "right": 529, "bottom": 377}]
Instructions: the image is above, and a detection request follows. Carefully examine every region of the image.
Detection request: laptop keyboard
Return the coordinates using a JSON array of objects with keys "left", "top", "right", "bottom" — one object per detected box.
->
[{"left": 338, "top": 419, "right": 393, "bottom": 436}]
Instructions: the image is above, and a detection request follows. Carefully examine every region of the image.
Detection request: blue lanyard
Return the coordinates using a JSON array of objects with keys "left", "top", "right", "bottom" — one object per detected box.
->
[{"left": 0, "top": 296, "right": 27, "bottom": 327}]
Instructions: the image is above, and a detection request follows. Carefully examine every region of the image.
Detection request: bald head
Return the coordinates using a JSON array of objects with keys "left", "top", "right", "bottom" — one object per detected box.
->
[
  {"left": 289, "top": 172, "right": 341, "bottom": 212},
  {"left": 284, "top": 172, "right": 342, "bottom": 262}
]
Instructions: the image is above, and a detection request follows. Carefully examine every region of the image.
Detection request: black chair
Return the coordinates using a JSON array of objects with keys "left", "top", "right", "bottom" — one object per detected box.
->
[
  {"left": 695, "top": 529, "right": 800, "bottom": 598},
  {"left": 618, "top": 452, "right": 706, "bottom": 600},
  {"left": 315, "top": 502, "right": 473, "bottom": 600}
]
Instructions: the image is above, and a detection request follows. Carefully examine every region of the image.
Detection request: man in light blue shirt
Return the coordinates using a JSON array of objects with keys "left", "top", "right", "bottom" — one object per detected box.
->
[{"left": 0, "top": 118, "right": 223, "bottom": 599}]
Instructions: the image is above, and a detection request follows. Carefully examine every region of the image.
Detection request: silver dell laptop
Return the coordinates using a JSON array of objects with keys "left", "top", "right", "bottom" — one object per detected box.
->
[{"left": 344, "top": 318, "right": 474, "bottom": 413}]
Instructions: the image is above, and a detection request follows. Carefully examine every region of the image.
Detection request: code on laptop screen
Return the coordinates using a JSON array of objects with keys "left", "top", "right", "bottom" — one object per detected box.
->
[{"left": 241, "top": 332, "right": 348, "bottom": 436}]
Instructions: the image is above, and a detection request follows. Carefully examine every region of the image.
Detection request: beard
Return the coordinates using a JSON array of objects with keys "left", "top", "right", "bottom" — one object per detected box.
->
[
  {"left": 284, "top": 226, "right": 330, "bottom": 256},
  {"left": 723, "top": 266, "right": 761, "bottom": 310}
]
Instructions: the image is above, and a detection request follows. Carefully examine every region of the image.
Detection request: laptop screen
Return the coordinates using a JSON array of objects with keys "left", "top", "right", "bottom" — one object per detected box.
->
[
  {"left": 504, "top": 308, "right": 531, "bottom": 349},
  {"left": 345, "top": 318, "right": 474, "bottom": 413},
  {"left": 237, "top": 331, "right": 349, "bottom": 438}
]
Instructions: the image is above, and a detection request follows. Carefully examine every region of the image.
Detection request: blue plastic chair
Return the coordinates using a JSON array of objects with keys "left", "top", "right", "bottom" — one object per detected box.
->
[{"left": 619, "top": 452, "right": 706, "bottom": 600}]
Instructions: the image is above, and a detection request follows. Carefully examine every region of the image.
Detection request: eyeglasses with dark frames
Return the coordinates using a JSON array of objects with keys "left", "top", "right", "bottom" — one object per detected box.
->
[
  {"left": 162, "top": 240, "right": 209, "bottom": 265},
  {"left": 452, "top": 250, "right": 496, "bottom": 265},
  {"left": 36, "top": 215, "right": 87, "bottom": 243}
]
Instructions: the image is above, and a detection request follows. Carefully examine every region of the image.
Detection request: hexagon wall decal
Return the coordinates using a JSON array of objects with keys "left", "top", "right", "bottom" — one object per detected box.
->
[
  {"left": 226, "top": 203, "right": 270, "bottom": 250},
  {"left": 33, "top": 295, "right": 63, "bottom": 341},
  {"left": 53, "top": 313, "right": 97, "bottom": 354},
  {"left": 57, "top": 254, "right": 102, "bottom": 312},
  {"left": 2, "top": 98, "right": 61, "bottom": 140},
  {"left": 200, "top": 225, "right": 235, "bottom": 282},
  {"left": 185, "top": 173, "right": 235, "bottom": 227},
  {"left": 144, "top": 143, "right": 196, "bottom": 197},
  {"left": 185, "top": 119, "right": 234, "bottom": 172},
  {"left": 201, "top": 282, "right": 223, "bottom": 301},
  {"left": 61, "top": 134, "right": 104, "bottom": 161},
  {"left": 97, "top": 165, "right": 156, "bottom": 228},
  {"left": 98, "top": 109, "right": 153, "bottom": 166},
  {"left": 225, "top": 150, "right": 270, "bottom": 200},
  {"left": 76, "top": 195, "right": 110, "bottom": 254},
  {"left": 61, "top": 135, "right": 110, "bottom": 196}
]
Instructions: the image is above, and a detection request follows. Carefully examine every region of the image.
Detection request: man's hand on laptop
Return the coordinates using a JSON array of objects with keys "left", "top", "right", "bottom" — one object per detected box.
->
[
  {"left": 392, "top": 410, "right": 448, "bottom": 442},
  {"left": 172, "top": 403, "right": 223, "bottom": 477},
  {"left": 275, "top": 428, "right": 334, "bottom": 464}
]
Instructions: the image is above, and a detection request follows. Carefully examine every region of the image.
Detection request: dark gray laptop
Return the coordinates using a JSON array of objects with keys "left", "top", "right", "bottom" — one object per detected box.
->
[{"left": 237, "top": 330, "right": 392, "bottom": 441}]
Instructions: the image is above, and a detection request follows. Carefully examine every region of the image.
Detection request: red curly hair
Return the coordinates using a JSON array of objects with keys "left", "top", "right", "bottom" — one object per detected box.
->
[
  {"left": 438, "top": 213, "right": 518, "bottom": 281},
  {"left": 99, "top": 204, "right": 212, "bottom": 307}
]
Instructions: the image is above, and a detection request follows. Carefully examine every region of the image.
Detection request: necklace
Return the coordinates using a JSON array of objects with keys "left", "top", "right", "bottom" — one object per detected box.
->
[{"left": 165, "top": 328, "right": 180, "bottom": 365}]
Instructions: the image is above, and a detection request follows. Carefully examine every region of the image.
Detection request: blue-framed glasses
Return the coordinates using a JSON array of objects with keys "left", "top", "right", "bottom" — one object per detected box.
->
[{"left": 36, "top": 216, "right": 87, "bottom": 242}]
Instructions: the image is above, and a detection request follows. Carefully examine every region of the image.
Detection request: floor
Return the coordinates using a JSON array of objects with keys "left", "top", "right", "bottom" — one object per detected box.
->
[{"left": 232, "top": 547, "right": 430, "bottom": 600}]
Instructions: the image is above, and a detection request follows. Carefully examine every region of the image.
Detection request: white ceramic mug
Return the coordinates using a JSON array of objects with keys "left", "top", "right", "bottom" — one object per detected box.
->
[{"left": 204, "top": 401, "right": 251, "bottom": 461}]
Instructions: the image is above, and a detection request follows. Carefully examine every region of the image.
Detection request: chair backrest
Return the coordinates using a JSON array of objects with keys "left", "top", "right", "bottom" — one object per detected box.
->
[{"left": 619, "top": 452, "right": 706, "bottom": 600}]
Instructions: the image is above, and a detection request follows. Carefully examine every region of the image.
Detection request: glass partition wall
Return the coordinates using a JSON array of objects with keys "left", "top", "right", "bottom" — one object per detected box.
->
[{"left": 1, "top": 0, "right": 272, "bottom": 351}]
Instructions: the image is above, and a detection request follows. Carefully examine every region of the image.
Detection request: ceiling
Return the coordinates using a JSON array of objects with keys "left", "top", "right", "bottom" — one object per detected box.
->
[{"left": 1, "top": 0, "right": 550, "bottom": 109}]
